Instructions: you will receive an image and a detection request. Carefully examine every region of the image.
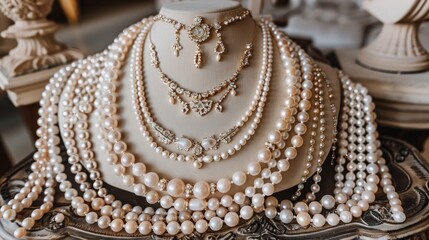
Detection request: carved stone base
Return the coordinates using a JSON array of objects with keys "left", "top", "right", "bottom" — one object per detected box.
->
[
  {"left": 0, "top": 136, "right": 428, "bottom": 239},
  {"left": 0, "top": 47, "right": 83, "bottom": 78},
  {"left": 0, "top": 65, "right": 63, "bottom": 106},
  {"left": 357, "top": 23, "right": 429, "bottom": 72},
  {"left": 336, "top": 49, "right": 429, "bottom": 129}
]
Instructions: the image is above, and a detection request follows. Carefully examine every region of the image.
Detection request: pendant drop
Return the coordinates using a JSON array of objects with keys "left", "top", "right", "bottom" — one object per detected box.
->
[
  {"left": 214, "top": 103, "right": 223, "bottom": 112},
  {"left": 193, "top": 160, "right": 203, "bottom": 169},
  {"left": 181, "top": 103, "right": 190, "bottom": 114},
  {"left": 169, "top": 97, "right": 176, "bottom": 104},
  {"left": 214, "top": 41, "right": 225, "bottom": 62},
  {"left": 194, "top": 44, "right": 202, "bottom": 68},
  {"left": 230, "top": 89, "right": 237, "bottom": 96}
]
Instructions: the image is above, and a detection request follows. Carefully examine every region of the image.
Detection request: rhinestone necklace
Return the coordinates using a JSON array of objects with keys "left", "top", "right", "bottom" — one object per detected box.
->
[{"left": 135, "top": 23, "right": 265, "bottom": 166}]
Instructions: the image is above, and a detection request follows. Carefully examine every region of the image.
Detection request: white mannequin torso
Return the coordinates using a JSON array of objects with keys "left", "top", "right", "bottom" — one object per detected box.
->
[{"left": 59, "top": 1, "right": 342, "bottom": 197}]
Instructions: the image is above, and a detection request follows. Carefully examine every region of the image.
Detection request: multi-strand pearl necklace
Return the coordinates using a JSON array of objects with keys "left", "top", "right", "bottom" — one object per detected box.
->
[{"left": 0, "top": 17, "right": 406, "bottom": 239}]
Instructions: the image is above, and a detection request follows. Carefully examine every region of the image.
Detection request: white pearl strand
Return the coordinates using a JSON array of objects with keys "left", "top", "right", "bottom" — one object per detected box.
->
[
  {"left": 1, "top": 65, "right": 75, "bottom": 238},
  {"left": 0, "top": 18, "right": 406, "bottom": 238},
  {"left": 133, "top": 25, "right": 268, "bottom": 169}
]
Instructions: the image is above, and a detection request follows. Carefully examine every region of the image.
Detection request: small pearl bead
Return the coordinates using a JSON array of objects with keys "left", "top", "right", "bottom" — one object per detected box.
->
[
  {"left": 97, "top": 216, "right": 111, "bottom": 229},
  {"left": 195, "top": 219, "right": 208, "bottom": 233},
  {"left": 209, "top": 217, "right": 223, "bottom": 231},
  {"left": 240, "top": 206, "right": 254, "bottom": 220},
  {"left": 312, "top": 214, "right": 326, "bottom": 227},
  {"left": 54, "top": 213, "right": 65, "bottom": 223},
  {"left": 14, "top": 227, "right": 27, "bottom": 239},
  {"left": 152, "top": 221, "right": 166, "bottom": 235},
  {"left": 110, "top": 218, "right": 124, "bottom": 232},
  {"left": 125, "top": 220, "right": 138, "bottom": 234},
  {"left": 224, "top": 212, "right": 239, "bottom": 227},
  {"left": 22, "top": 217, "right": 35, "bottom": 229},
  {"left": 296, "top": 212, "right": 311, "bottom": 226},
  {"left": 326, "top": 213, "right": 339, "bottom": 226},
  {"left": 181, "top": 220, "right": 194, "bottom": 235},
  {"left": 138, "top": 221, "right": 152, "bottom": 235}
]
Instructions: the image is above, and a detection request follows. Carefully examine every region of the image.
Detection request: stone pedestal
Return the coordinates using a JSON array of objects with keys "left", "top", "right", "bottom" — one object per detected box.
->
[{"left": 336, "top": 49, "right": 429, "bottom": 129}]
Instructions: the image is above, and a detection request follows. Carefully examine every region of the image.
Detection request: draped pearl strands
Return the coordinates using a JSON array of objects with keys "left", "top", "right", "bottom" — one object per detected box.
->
[{"left": 0, "top": 15, "right": 406, "bottom": 238}]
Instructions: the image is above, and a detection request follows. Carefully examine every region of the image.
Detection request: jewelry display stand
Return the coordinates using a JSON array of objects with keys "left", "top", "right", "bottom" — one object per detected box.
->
[
  {"left": 0, "top": 137, "right": 427, "bottom": 239},
  {"left": 0, "top": 1, "right": 412, "bottom": 239},
  {"left": 336, "top": 0, "right": 429, "bottom": 129},
  {"left": 0, "top": 0, "right": 84, "bottom": 106},
  {"left": 60, "top": 1, "right": 341, "bottom": 195}
]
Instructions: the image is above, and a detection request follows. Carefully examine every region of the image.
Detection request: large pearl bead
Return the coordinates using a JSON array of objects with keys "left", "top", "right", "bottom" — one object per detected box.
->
[
  {"left": 195, "top": 219, "right": 208, "bottom": 233},
  {"left": 14, "top": 227, "right": 27, "bottom": 239},
  {"left": 110, "top": 218, "right": 124, "bottom": 232},
  {"left": 217, "top": 178, "right": 231, "bottom": 193},
  {"left": 252, "top": 194, "right": 264, "bottom": 207},
  {"left": 321, "top": 195, "right": 335, "bottom": 209},
  {"left": 132, "top": 163, "right": 146, "bottom": 177},
  {"left": 257, "top": 149, "right": 272, "bottom": 163},
  {"left": 166, "top": 221, "right": 180, "bottom": 235},
  {"left": 143, "top": 172, "right": 159, "bottom": 188},
  {"left": 232, "top": 171, "right": 247, "bottom": 186},
  {"left": 312, "top": 214, "right": 326, "bottom": 227},
  {"left": 209, "top": 217, "right": 223, "bottom": 231},
  {"left": 193, "top": 181, "right": 211, "bottom": 200},
  {"left": 181, "top": 220, "right": 194, "bottom": 235},
  {"left": 97, "top": 215, "right": 111, "bottom": 229},
  {"left": 326, "top": 213, "right": 339, "bottom": 226},
  {"left": 240, "top": 206, "right": 254, "bottom": 220},
  {"left": 224, "top": 212, "right": 239, "bottom": 227},
  {"left": 167, "top": 178, "right": 185, "bottom": 197},
  {"left": 125, "top": 220, "right": 138, "bottom": 234},
  {"left": 296, "top": 212, "right": 311, "bottom": 226},
  {"left": 279, "top": 209, "right": 293, "bottom": 223},
  {"left": 152, "top": 221, "right": 166, "bottom": 235},
  {"left": 247, "top": 162, "right": 261, "bottom": 176},
  {"left": 138, "top": 221, "right": 152, "bottom": 235}
]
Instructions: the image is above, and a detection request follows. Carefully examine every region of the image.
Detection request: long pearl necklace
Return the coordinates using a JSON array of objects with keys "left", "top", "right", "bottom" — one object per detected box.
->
[
  {"left": 0, "top": 18, "right": 406, "bottom": 239},
  {"left": 139, "top": 25, "right": 266, "bottom": 164}
]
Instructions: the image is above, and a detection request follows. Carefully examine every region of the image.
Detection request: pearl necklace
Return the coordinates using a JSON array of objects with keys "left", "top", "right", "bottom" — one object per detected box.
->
[
  {"left": 0, "top": 18, "right": 406, "bottom": 239},
  {"left": 139, "top": 26, "right": 264, "bottom": 164}
]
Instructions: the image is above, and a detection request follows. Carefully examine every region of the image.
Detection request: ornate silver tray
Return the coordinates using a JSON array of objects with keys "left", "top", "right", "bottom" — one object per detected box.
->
[{"left": 1, "top": 136, "right": 428, "bottom": 239}]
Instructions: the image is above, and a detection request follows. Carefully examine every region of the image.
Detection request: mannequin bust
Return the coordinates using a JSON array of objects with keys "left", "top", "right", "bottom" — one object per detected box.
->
[{"left": 59, "top": 1, "right": 342, "bottom": 196}]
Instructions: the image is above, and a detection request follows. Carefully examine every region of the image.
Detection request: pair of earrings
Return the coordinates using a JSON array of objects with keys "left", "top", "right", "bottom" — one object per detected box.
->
[{"left": 158, "top": 10, "right": 251, "bottom": 68}]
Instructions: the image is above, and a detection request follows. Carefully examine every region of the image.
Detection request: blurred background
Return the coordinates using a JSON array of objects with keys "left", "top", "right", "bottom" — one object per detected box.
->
[{"left": 0, "top": 0, "right": 428, "bottom": 176}]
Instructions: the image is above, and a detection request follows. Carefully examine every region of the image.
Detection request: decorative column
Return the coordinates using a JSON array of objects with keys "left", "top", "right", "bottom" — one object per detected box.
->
[
  {"left": 0, "top": 0, "right": 84, "bottom": 106},
  {"left": 336, "top": 0, "right": 429, "bottom": 129},
  {"left": 357, "top": 0, "right": 429, "bottom": 72}
]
